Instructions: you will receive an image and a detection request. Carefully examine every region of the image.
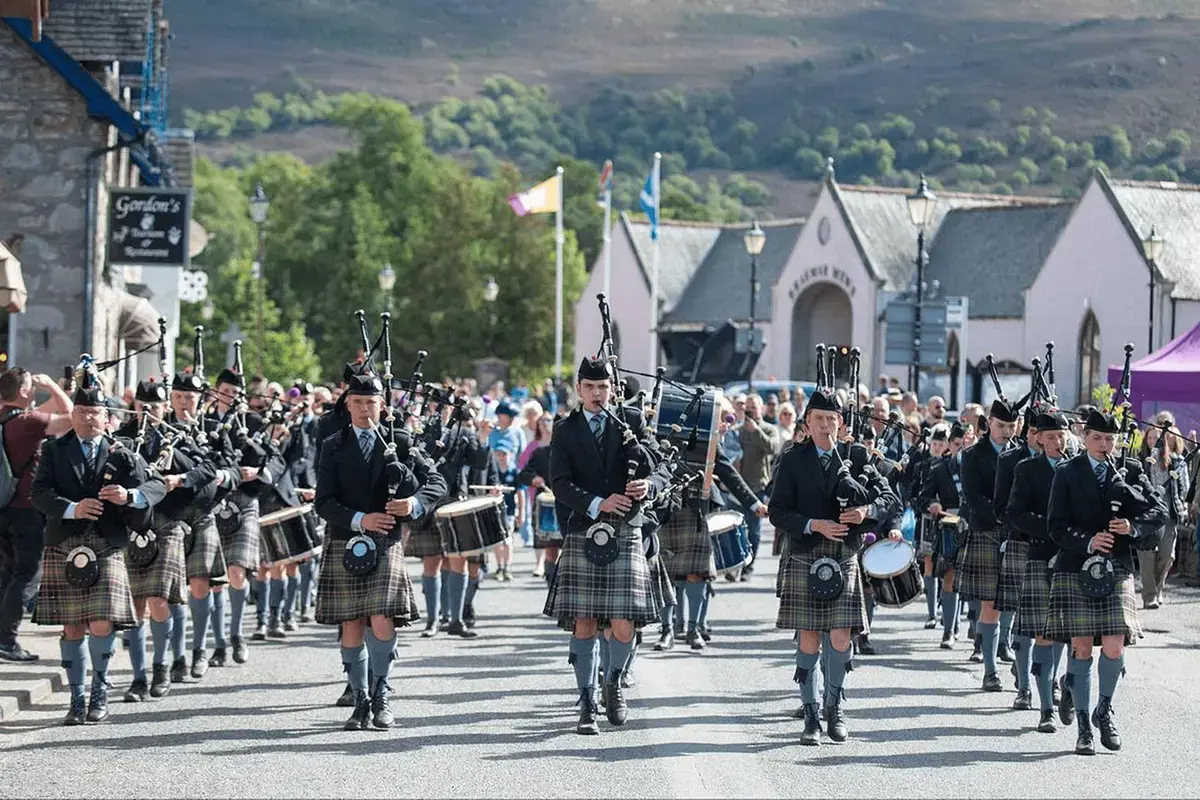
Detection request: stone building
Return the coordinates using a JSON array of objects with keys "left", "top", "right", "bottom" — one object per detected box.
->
[{"left": 0, "top": 0, "right": 190, "bottom": 388}]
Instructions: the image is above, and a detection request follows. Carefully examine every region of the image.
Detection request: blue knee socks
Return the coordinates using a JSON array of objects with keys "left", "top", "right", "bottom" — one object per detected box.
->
[
  {"left": 189, "top": 593, "right": 212, "bottom": 651},
  {"left": 60, "top": 638, "right": 87, "bottom": 699},
  {"left": 673, "top": 580, "right": 687, "bottom": 623},
  {"left": 465, "top": 575, "right": 481, "bottom": 609},
  {"left": 210, "top": 591, "right": 227, "bottom": 648},
  {"left": 421, "top": 574, "right": 440, "bottom": 622},
  {"left": 446, "top": 571, "right": 466, "bottom": 623},
  {"left": 941, "top": 591, "right": 957, "bottom": 637},
  {"left": 298, "top": 560, "right": 314, "bottom": 612},
  {"left": 795, "top": 649, "right": 819, "bottom": 704},
  {"left": 1032, "top": 643, "right": 1054, "bottom": 711},
  {"left": 660, "top": 604, "right": 674, "bottom": 633},
  {"left": 169, "top": 605, "right": 187, "bottom": 662},
  {"left": 254, "top": 579, "right": 268, "bottom": 627},
  {"left": 341, "top": 644, "right": 368, "bottom": 696},
  {"left": 865, "top": 595, "right": 876, "bottom": 627},
  {"left": 683, "top": 582, "right": 705, "bottom": 628},
  {"left": 569, "top": 637, "right": 598, "bottom": 692},
  {"left": 608, "top": 636, "right": 634, "bottom": 682},
  {"left": 979, "top": 621, "right": 999, "bottom": 675},
  {"left": 283, "top": 576, "right": 299, "bottom": 621},
  {"left": 1070, "top": 656, "right": 1093, "bottom": 713},
  {"left": 824, "top": 644, "right": 852, "bottom": 705},
  {"left": 88, "top": 630, "right": 117, "bottom": 687},
  {"left": 1052, "top": 641, "right": 1066, "bottom": 681},
  {"left": 149, "top": 618, "right": 170, "bottom": 667},
  {"left": 439, "top": 568, "right": 451, "bottom": 621},
  {"left": 697, "top": 587, "right": 711, "bottom": 629},
  {"left": 268, "top": 578, "right": 285, "bottom": 624},
  {"left": 1098, "top": 653, "right": 1125, "bottom": 701},
  {"left": 924, "top": 576, "right": 937, "bottom": 619},
  {"left": 999, "top": 610, "right": 1014, "bottom": 649},
  {"left": 125, "top": 623, "right": 147, "bottom": 681},
  {"left": 365, "top": 630, "right": 396, "bottom": 689},
  {"left": 598, "top": 635, "right": 610, "bottom": 679},
  {"left": 1013, "top": 635, "right": 1032, "bottom": 691},
  {"left": 229, "top": 585, "right": 248, "bottom": 641}
]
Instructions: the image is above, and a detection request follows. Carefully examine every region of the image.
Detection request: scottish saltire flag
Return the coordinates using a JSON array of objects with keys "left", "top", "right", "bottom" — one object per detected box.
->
[
  {"left": 509, "top": 173, "right": 560, "bottom": 216},
  {"left": 597, "top": 159, "right": 613, "bottom": 208},
  {"left": 639, "top": 168, "right": 658, "bottom": 240}
]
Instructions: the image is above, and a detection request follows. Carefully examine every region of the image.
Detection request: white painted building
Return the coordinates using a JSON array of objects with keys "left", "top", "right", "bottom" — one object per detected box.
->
[{"left": 576, "top": 169, "right": 1200, "bottom": 408}]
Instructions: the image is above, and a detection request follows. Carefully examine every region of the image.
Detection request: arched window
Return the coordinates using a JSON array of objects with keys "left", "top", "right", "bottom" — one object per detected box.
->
[{"left": 1078, "top": 311, "right": 1101, "bottom": 405}]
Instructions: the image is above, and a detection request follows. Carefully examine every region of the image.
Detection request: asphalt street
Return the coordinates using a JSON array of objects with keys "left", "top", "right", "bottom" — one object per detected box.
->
[{"left": 3, "top": 526, "right": 1200, "bottom": 798}]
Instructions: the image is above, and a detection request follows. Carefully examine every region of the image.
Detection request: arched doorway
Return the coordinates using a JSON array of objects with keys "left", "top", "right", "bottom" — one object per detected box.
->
[
  {"left": 1078, "top": 310, "right": 1101, "bottom": 406},
  {"left": 790, "top": 283, "right": 853, "bottom": 381}
]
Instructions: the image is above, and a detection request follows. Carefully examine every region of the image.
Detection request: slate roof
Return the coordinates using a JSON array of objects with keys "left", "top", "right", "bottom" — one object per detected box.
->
[
  {"left": 43, "top": 0, "right": 153, "bottom": 64},
  {"left": 162, "top": 129, "right": 194, "bottom": 188},
  {"left": 661, "top": 219, "right": 806, "bottom": 327},
  {"left": 1101, "top": 175, "right": 1200, "bottom": 301},
  {"left": 924, "top": 203, "right": 1074, "bottom": 318},
  {"left": 833, "top": 181, "right": 1062, "bottom": 293},
  {"left": 623, "top": 213, "right": 721, "bottom": 315}
]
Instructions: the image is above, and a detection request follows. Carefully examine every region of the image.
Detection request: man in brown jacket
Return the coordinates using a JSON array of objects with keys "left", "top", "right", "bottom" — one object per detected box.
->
[{"left": 736, "top": 394, "right": 779, "bottom": 580}]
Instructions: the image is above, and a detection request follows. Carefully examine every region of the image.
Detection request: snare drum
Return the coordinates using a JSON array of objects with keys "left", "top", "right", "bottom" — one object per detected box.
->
[
  {"left": 260, "top": 503, "right": 321, "bottom": 568},
  {"left": 533, "top": 491, "right": 562, "bottom": 548},
  {"left": 861, "top": 539, "right": 923, "bottom": 608},
  {"left": 436, "top": 496, "right": 509, "bottom": 556},
  {"left": 707, "top": 509, "right": 750, "bottom": 575}
]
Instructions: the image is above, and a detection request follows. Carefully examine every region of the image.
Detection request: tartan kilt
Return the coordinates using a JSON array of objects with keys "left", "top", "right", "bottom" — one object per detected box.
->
[
  {"left": 315, "top": 534, "right": 419, "bottom": 627},
  {"left": 648, "top": 553, "right": 677, "bottom": 611},
  {"left": 776, "top": 537, "right": 868, "bottom": 634},
  {"left": 543, "top": 521, "right": 658, "bottom": 628},
  {"left": 775, "top": 536, "right": 790, "bottom": 598},
  {"left": 32, "top": 532, "right": 137, "bottom": 629},
  {"left": 220, "top": 491, "right": 260, "bottom": 570},
  {"left": 957, "top": 528, "right": 1004, "bottom": 602},
  {"left": 1044, "top": 569, "right": 1141, "bottom": 645},
  {"left": 184, "top": 511, "right": 226, "bottom": 581},
  {"left": 993, "top": 539, "right": 1030, "bottom": 612},
  {"left": 915, "top": 516, "right": 935, "bottom": 560},
  {"left": 1015, "top": 558, "right": 1052, "bottom": 639},
  {"left": 404, "top": 515, "right": 446, "bottom": 559},
  {"left": 659, "top": 506, "right": 716, "bottom": 581},
  {"left": 127, "top": 518, "right": 187, "bottom": 605}
]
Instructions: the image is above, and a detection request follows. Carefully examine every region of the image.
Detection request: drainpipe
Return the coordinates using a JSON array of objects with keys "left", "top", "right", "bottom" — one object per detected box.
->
[{"left": 1171, "top": 297, "right": 1178, "bottom": 340}]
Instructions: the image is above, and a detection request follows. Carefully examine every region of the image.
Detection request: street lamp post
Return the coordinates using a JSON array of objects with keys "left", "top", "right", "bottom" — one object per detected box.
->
[
  {"left": 905, "top": 175, "right": 937, "bottom": 397},
  {"left": 743, "top": 220, "right": 766, "bottom": 350},
  {"left": 484, "top": 276, "right": 499, "bottom": 354},
  {"left": 378, "top": 263, "right": 396, "bottom": 314},
  {"left": 248, "top": 183, "right": 270, "bottom": 375},
  {"left": 1142, "top": 226, "right": 1164, "bottom": 354}
]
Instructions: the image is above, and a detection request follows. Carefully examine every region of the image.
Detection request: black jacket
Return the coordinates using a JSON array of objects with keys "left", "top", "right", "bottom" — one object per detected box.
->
[
  {"left": 206, "top": 407, "right": 286, "bottom": 500},
  {"left": 284, "top": 414, "right": 320, "bottom": 489},
  {"left": 918, "top": 454, "right": 962, "bottom": 512},
  {"left": 315, "top": 425, "right": 448, "bottom": 543},
  {"left": 1006, "top": 454, "right": 1058, "bottom": 560},
  {"left": 768, "top": 439, "right": 900, "bottom": 554},
  {"left": 1047, "top": 453, "right": 1167, "bottom": 574},
  {"left": 994, "top": 441, "right": 1034, "bottom": 532},
  {"left": 960, "top": 438, "right": 1002, "bottom": 531},
  {"left": 32, "top": 431, "right": 166, "bottom": 547},
  {"left": 549, "top": 406, "right": 669, "bottom": 534},
  {"left": 116, "top": 418, "right": 219, "bottom": 521}
]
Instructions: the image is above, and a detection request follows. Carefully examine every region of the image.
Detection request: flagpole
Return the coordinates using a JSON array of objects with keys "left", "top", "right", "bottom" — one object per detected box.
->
[
  {"left": 648, "top": 151, "right": 661, "bottom": 371},
  {"left": 555, "top": 165, "right": 565, "bottom": 381},
  {"left": 602, "top": 184, "right": 613, "bottom": 301}
]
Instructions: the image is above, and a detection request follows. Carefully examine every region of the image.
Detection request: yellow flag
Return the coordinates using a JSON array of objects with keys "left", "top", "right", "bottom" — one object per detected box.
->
[{"left": 509, "top": 173, "right": 561, "bottom": 216}]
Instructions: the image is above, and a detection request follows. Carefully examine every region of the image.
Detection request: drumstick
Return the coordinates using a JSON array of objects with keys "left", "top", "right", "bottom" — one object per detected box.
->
[{"left": 467, "top": 484, "right": 516, "bottom": 492}]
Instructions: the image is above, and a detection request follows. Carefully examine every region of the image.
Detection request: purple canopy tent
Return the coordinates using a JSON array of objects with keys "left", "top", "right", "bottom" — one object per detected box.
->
[{"left": 1107, "top": 320, "right": 1200, "bottom": 437}]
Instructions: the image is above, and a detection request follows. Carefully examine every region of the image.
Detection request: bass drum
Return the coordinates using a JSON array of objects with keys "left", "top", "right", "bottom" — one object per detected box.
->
[
  {"left": 654, "top": 384, "right": 723, "bottom": 494},
  {"left": 533, "top": 491, "right": 562, "bottom": 548},
  {"left": 706, "top": 509, "right": 750, "bottom": 575},
  {"left": 861, "top": 539, "right": 923, "bottom": 608}
]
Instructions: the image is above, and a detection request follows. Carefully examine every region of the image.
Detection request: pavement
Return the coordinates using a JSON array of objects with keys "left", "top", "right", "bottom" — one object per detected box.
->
[{"left": 3, "top": 527, "right": 1200, "bottom": 798}]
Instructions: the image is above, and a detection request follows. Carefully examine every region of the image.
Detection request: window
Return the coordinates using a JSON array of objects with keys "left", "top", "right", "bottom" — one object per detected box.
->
[{"left": 1078, "top": 311, "right": 1101, "bottom": 405}]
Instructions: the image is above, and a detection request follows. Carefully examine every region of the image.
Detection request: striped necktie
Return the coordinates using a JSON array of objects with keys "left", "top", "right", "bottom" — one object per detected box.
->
[
  {"left": 359, "top": 429, "right": 375, "bottom": 462},
  {"left": 590, "top": 414, "right": 604, "bottom": 446}
]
